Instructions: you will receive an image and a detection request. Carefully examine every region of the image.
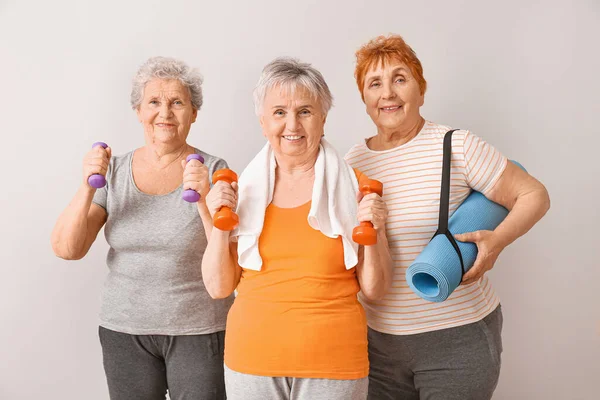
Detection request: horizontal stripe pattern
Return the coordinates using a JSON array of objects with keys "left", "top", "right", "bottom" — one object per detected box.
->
[{"left": 346, "top": 121, "right": 508, "bottom": 335}]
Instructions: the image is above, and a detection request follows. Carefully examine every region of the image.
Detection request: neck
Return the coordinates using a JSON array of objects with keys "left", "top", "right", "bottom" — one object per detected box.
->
[
  {"left": 274, "top": 151, "right": 318, "bottom": 178},
  {"left": 370, "top": 117, "right": 426, "bottom": 150},
  {"left": 142, "top": 141, "right": 191, "bottom": 168}
]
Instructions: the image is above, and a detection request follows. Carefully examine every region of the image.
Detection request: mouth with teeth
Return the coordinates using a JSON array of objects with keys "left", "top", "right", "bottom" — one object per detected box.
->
[
  {"left": 283, "top": 135, "right": 304, "bottom": 141},
  {"left": 380, "top": 105, "right": 402, "bottom": 113}
]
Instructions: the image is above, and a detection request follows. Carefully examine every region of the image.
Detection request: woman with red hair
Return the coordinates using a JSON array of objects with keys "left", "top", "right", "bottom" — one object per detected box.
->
[{"left": 345, "top": 35, "right": 550, "bottom": 399}]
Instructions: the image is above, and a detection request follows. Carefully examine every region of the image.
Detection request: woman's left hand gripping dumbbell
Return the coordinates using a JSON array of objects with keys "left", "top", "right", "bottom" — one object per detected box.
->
[
  {"left": 181, "top": 154, "right": 211, "bottom": 203},
  {"left": 84, "top": 142, "right": 112, "bottom": 190}
]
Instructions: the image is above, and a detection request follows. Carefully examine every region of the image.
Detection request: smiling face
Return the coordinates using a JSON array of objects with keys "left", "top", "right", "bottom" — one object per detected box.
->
[
  {"left": 136, "top": 78, "right": 197, "bottom": 145},
  {"left": 362, "top": 61, "right": 424, "bottom": 133},
  {"left": 259, "top": 84, "right": 326, "bottom": 162}
]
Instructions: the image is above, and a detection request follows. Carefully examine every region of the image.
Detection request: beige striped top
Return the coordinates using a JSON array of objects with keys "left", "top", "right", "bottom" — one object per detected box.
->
[{"left": 345, "top": 121, "right": 508, "bottom": 335}]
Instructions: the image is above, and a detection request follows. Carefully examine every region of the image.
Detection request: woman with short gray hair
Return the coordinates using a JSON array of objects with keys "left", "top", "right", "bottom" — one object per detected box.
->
[
  {"left": 51, "top": 56, "right": 231, "bottom": 399},
  {"left": 202, "top": 57, "right": 393, "bottom": 400}
]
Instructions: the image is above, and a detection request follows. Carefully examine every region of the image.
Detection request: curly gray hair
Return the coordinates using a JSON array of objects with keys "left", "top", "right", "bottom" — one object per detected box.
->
[
  {"left": 253, "top": 57, "right": 333, "bottom": 116},
  {"left": 130, "top": 56, "right": 203, "bottom": 110}
]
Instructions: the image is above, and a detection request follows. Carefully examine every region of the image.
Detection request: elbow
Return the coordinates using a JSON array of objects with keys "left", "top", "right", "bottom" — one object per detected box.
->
[
  {"left": 360, "top": 287, "right": 386, "bottom": 301},
  {"left": 534, "top": 184, "right": 551, "bottom": 218},
  {"left": 360, "top": 280, "right": 391, "bottom": 301},
  {"left": 51, "top": 238, "right": 84, "bottom": 261},
  {"left": 205, "top": 282, "right": 234, "bottom": 299},
  {"left": 53, "top": 248, "right": 84, "bottom": 261},
  {"left": 207, "top": 287, "right": 233, "bottom": 299},
  {"left": 542, "top": 188, "right": 551, "bottom": 215}
]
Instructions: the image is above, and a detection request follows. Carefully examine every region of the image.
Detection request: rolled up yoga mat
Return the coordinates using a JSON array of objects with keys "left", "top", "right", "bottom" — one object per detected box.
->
[{"left": 406, "top": 135, "right": 525, "bottom": 302}]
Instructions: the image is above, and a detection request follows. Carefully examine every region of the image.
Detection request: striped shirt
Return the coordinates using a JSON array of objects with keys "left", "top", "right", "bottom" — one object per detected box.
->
[{"left": 345, "top": 121, "right": 508, "bottom": 335}]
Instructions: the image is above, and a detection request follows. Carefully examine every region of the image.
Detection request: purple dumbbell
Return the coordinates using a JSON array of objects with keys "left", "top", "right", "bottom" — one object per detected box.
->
[
  {"left": 182, "top": 154, "right": 205, "bottom": 202},
  {"left": 88, "top": 142, "right": 108, "bottom": 189}
]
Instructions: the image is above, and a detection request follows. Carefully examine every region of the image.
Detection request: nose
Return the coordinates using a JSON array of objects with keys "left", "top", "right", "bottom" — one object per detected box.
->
[
  {"left": 159, "top": 103, "right": 173, "bottom": 119},
  {"left": 286, "top": 113, "right": 300, "bottom": 133},
  {"left": 381, "top": 81, "right": 396, "bottom": 100}
]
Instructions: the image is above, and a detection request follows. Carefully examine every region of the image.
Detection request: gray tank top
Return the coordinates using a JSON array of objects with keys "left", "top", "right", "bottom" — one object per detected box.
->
[{"left": 92, "top": 148, "right": 234, "bottom": 335}]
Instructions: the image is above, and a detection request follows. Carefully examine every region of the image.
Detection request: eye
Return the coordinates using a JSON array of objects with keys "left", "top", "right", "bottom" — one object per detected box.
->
[
  {"left": 395, "top": 77, "right": 406, "bottom": 83},
  {"left": 299, "top": 109, "right": 311, "bottom": 116},
  {"left": 274, "top": 109, "right": 285, "bottom": 116},
  {"left": 149, "top": 99, "right": 159, "bottom": 105},
  {"left": 173, "top": 100, "right": 183, "bottom": 105},
  {"left": 369, "top": 81, "right": 381, "bottom": 88}
]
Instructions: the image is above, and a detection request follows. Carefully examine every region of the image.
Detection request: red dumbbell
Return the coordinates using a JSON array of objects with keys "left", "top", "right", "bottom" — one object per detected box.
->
[
  {"left": 212, "top": 169, "right": 240, "bottom": 231},
  {"left": 352, "top": 179, "right": 384, "bottom": 246}
]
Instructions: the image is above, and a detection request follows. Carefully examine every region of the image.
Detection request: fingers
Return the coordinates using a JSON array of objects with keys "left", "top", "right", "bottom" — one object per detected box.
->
[
  {"left": 356, "top": 193, "right": 388, "bottom": 230},
  {"left": 86, "top": 158, "right": 109, "bottom": 175},
  {"left": 206, "top": 181, "right": 238, "bottom": 214},
  {"left": 84, "top": 146, "right": 110, "bottom": 183},
  {"left": 461, "top": 257, "right": 483, "bottom": 283},
  {"left": 182, "top": 160, "right": 211, "bottom": 198},
  {"left": 356, "top": 190, "right": 364, "bottom": 203},
  {"left": 455, "top": 231, "right": 480, "bottom": 243}
]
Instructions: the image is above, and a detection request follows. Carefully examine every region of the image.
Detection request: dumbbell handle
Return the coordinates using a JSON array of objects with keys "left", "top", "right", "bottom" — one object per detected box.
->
[
  {"left": 88, "top": 142, "right": 108, "bottom": 189},
  {"left": 182, "top": 154, "right": 206, "bottom": 203}
]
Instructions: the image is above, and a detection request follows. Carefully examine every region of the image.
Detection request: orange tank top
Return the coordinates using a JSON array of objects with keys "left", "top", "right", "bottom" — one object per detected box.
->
[{"left": 224, "top": 200, "right": 369, "bottom": 379}]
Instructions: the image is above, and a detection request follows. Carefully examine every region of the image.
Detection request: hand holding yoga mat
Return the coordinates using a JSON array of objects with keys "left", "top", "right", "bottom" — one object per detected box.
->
[{"left": 406, "top": 130, "right": 525, "bottom": 302}]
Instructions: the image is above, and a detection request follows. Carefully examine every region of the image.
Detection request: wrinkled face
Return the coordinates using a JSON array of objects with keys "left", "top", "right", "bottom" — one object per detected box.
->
[
  {"left": 362, "top": 61, "right": 424, "bottom": 132},
  {"left": 136, "top": 79, "right": 197, "bottom": 145},
  {"left": 259, "top": 84, "right": 326, "bottom": 161}
]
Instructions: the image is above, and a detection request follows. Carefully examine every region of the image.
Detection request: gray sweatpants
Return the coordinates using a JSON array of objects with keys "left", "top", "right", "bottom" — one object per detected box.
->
[
  {"left": 224, "top": 365, "right": 368, "bottom": 400},
  {"left": 367, "top": 305, "right": 503, "bottom": 400},
  {"left": 99, "top": 326, "right": 226, "bottom": 400}
]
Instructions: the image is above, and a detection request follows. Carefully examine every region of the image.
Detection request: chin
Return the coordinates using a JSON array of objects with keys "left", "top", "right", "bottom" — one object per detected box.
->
[{"left": 378, "top": 120, "right": 403, "bottom": 130}]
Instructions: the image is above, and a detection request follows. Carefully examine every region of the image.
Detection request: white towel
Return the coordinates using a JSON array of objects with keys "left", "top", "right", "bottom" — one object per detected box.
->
[{"left": 232, "top": 138, "right": 360, "bottom": 271}]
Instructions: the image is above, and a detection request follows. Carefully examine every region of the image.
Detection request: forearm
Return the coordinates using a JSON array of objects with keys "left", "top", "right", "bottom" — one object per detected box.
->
[
  {"left": 197, "top": 202, "right": 213, "bottom": 239},
  {"left": 494, "top": 187, "right": 551, "bottom": 249},
  {"left": 201, "top": 229, "right": 239, "bottom": 298},
  {"left": 51, "top": 185, "right": 96, "bottom": 259},
  {"left": 358, "top": 230, "right": 393, "bottom": 300}
]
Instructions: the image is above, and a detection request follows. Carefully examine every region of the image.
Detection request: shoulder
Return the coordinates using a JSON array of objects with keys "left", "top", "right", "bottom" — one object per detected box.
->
[
  {"left": 421, "top": 121, "right": 469, "bottom": 141},
  {"left": 345, "top": 142, "right": 368, "bottom": 158},
  {"left": 344, "top": 142, "right": 370, "bottom": 168},
  {"left": 193, "top": 148, "right": 229, "bottom": 171},
  {"left": 107, "top": 150, "right": 133, "bottom": 175}
]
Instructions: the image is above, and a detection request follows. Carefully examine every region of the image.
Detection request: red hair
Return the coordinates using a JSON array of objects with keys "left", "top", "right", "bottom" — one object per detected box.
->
[{"left": 355, "top": 34, "right": 427, "bottom": 100}]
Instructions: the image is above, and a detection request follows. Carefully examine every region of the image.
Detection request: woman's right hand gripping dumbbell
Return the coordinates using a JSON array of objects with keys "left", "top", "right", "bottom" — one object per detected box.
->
[
  {"left": 84, "top": 142, "right": 111, "bottom": 190},
  {"left": 205, "top": 171, "right": 239, "bottom": 232}
]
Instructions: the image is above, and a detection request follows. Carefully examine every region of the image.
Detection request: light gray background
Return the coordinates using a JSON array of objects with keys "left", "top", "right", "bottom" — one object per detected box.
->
[{"left": 1, "top": 0, "right": 598, "bottom": 399}]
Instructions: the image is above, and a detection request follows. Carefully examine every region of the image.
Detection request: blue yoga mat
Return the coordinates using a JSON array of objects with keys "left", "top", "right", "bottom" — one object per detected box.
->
[{"left": 406, "top": 161, "right": 525, "bottom": 302}]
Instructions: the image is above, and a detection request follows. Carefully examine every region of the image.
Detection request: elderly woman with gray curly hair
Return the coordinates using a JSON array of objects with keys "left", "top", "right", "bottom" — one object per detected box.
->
[{"left": 51, "top": 57, "right": 231, "bottom": 400}]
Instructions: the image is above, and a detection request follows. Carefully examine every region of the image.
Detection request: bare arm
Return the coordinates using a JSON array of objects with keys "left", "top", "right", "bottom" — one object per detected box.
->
[
  {"left": 356, "top": 229, "right": 393, "bottom": 300},
  {"left": 51, "top": 185, "right": 107, "bottom": 260},
  {"left": 197, "top": 202, "right": 214, "bottom": 239},
  {"left": 51, "top": 145, "right": 110, "bottom": 260},
  {"left": 201, "top": 230, "right": 242, "bottom": 299},
  {"left": 181, "top": 156, "right": 215, "bottom": 239},
  {"left": 354, "top": 192, "right": 393, "bottom": 300},
  {"left": 456, "top": 161, "right": 551, "bottom": 284},
  {"left": 201, "top": 180, "right": 242, "bottom": 298}
]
